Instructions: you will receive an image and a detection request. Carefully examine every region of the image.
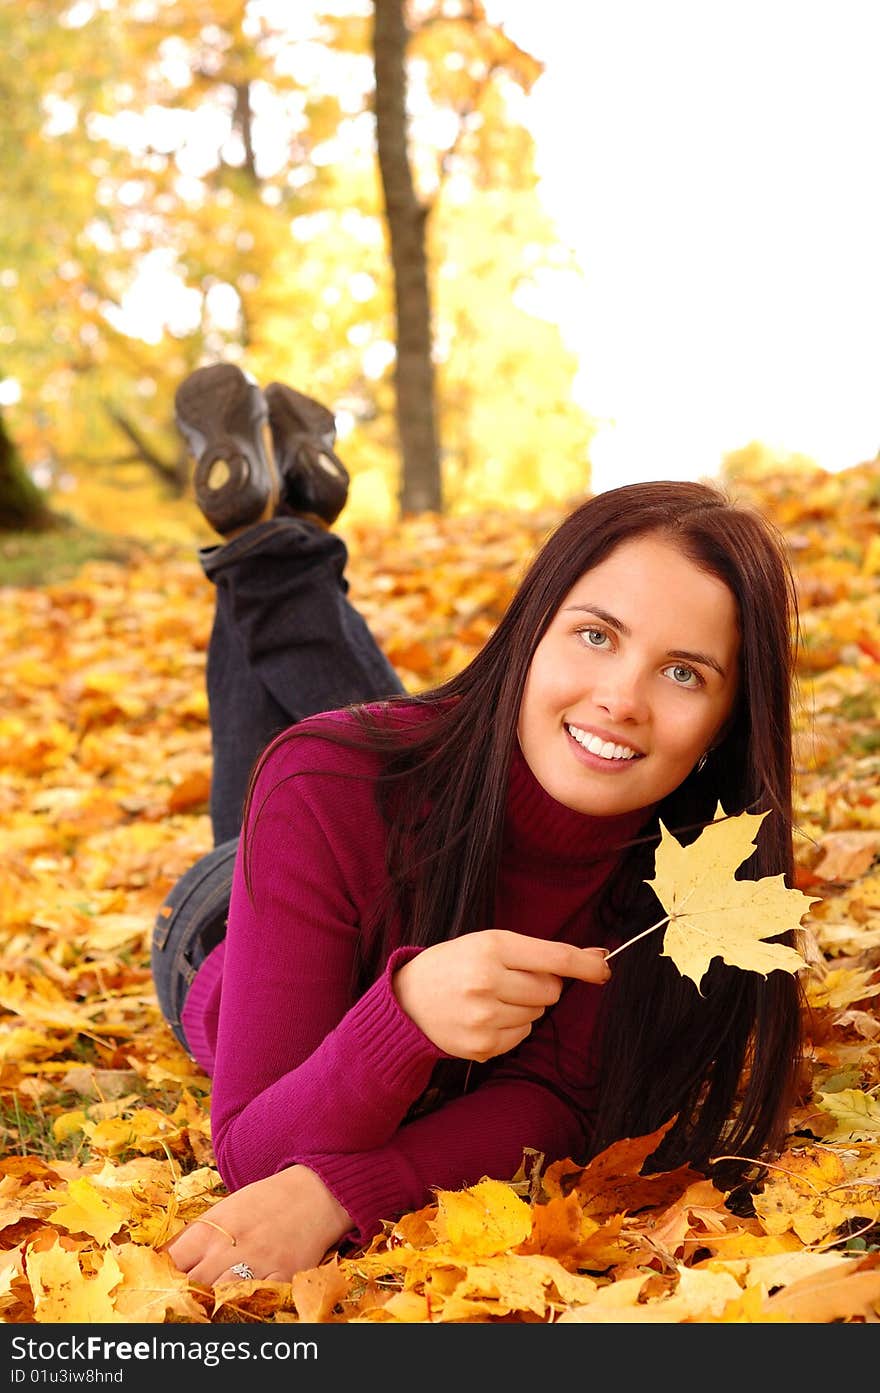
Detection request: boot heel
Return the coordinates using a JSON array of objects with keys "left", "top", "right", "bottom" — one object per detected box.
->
[{"left": 175, "top": 364, "right": 275, "bottom": 535}]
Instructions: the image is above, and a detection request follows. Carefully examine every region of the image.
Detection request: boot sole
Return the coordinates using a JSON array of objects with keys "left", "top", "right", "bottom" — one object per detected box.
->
[
  {"left": 264, "top": 381, "right": 337, "bottom": 444},
  {"left": 264, "top": 382, "right": 349, "bottom": 524},
  {"left": 175, "top": 365, "right": 272, "bottom": 534}
]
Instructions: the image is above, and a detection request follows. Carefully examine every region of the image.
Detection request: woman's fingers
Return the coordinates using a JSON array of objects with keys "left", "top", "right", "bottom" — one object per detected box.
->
[
  {"left": 163, "top": 1210, "right": 259, "bottom": 1286},
  {"left": 494, "top": 932, "right": 611, "bottom": 985},
  {"left": 171, "top": 1240, "right": 270, "bottom": 1287},
  {"left": 162, "top": 1166, "right": 351, "bottom": 1289},
  {"left": 569, "top": 946, "right": 612, "bottom": 983},
  {"left": 170, "top": 1242, "right": 279, "bottom": 1287},
  {"left": 164, "top": 1230, "right": 232, "bottom": 1274},
  {"left": 496, "top": 966, "right": 565, "bottom": 1008},
  {"left": 393, "top": 930, "right": 611, "bottom": 1060},
  {"left": 486, "top": 998, "right": 552, "bottom": 1029}
]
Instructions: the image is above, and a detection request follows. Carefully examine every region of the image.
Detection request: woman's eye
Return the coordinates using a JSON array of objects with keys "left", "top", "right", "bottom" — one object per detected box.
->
[
  {"left": 664, "top": 663, "right": 701, "bottom": 688},
  {"left": 580, "top": 627, "right": 609, "bottom": 648}
]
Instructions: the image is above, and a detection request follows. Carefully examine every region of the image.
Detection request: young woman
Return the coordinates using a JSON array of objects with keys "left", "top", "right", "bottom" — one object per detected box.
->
[{"left": 155, "top": 367, "right": 806, "bottom": 1287}]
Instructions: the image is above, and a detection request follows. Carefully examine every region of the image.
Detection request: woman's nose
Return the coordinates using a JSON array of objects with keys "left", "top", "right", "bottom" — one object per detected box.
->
[{"left": 591, "top": 665, "right": 649, "bottom": 723}]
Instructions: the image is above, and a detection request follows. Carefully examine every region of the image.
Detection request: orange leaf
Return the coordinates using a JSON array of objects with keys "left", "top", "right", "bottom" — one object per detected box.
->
[
  {"left": 764, "top": 1255, "right": 880, "bottom": 1322},
  {"left": 290, "top": 1255, "right": 350, "bottom": 1322}
]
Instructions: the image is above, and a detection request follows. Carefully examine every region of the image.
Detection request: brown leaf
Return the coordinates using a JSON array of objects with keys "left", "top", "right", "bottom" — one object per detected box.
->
[{"left": 543, "top": 1123, "right": 702, "bottom": 1221}]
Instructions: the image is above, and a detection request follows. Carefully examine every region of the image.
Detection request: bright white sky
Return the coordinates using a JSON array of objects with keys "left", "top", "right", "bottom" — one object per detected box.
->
[{"left": 488, "top": 0, "right": 880, "bottom": 492}]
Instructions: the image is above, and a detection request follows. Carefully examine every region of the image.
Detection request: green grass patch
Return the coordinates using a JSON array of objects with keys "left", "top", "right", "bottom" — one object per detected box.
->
[
  {"left": 0, "top": 520, "right": 136, "bottom": 587},
  {"left": 0, "top": 1090, "right": 92, "bottom": 1166}
]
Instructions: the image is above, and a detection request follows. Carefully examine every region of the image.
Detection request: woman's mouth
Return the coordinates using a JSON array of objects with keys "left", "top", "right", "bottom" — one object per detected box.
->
[{"left": 565, "top": 722, "right": 643, "bottom": 766}]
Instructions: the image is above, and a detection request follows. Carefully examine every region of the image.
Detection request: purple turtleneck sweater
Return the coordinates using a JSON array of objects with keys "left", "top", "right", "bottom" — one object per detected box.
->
[{"left": 181, "top": 705, "right": 651, "bottom": 1244}]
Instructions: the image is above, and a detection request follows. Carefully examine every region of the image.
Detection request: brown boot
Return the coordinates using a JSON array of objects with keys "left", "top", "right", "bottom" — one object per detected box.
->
[
  {"left": 263, "top": 382, "right": 350, "bottom": 527},
  {"left": 175, "top": 364, "right": 278, "bottom": 536}
]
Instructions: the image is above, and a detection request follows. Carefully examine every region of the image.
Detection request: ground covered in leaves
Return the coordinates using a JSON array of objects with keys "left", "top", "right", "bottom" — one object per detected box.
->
[{"left": 1, "top": 467, "right": 880, "bottom": 1324}]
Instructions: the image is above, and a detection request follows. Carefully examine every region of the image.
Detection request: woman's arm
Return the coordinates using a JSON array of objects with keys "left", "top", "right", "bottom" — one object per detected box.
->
[
  {"left": 301, "top": 975, "right": 607, "bottom": 1242},
  {"left": 166, "top": 1068, "right": 581, "bottom": 1285},
  {"left": 166, "top": 977, "right": 606, "bottom": 1282},
  {"left": 205, "top": 737, "right": 445, "bottom": 1189}
]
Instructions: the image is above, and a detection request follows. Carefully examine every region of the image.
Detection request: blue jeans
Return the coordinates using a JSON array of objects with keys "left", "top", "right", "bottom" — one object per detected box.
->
[
  {"left": 151, "top": 837, "right": 239, "bottom": 1051},
  {"left": 151, "top": 517, "right": 404, "bottom": 1051}
]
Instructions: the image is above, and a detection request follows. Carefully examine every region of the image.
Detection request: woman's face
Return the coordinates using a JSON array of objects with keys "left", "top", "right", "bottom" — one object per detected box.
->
[{"left": 517, "top": 533, "right": 741, "bottom": 817}]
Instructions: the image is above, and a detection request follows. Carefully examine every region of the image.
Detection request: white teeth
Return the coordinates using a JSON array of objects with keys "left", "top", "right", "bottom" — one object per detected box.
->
[{"left": 567, "top": 724, "right": 638, "bottom": 761}]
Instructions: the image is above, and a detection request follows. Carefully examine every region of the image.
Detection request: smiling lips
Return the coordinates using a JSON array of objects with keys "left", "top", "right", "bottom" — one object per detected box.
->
[{"left": 565, "top": 722, "right": 642, "bottom": 762}]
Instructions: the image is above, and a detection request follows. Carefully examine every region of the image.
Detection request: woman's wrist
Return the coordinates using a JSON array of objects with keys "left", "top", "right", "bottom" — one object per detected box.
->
[{"left": 285, "top": 1163, "right": 353, "bottom": 1246}]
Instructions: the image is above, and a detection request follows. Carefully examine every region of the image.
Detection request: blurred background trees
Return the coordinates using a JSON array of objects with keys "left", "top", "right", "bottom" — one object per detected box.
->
[{"left": 0, "top": 0, "right": 594, "bottom": 537}]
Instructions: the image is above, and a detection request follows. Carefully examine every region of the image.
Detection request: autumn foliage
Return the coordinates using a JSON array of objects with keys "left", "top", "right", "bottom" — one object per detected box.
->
[{"left": 1, "top": 463, "right": 880, "bottom": 1324}]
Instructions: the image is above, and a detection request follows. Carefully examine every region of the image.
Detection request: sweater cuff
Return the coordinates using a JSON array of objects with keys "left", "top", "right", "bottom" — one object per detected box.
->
[
  {"left": 302, "top": 1146, "right": 426, "bottom": 1248},
  {"left": 340, "top": 944, "right": 447, "bottom": 1106}
]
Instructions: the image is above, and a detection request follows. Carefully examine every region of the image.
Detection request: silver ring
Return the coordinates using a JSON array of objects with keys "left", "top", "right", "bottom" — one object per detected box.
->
[{"left": 230, "top": 1261, "right": 255, "bottom": 1280}]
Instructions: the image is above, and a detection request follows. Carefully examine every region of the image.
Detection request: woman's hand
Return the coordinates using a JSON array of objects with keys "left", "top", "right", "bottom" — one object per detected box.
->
[
  {"left": 163, "top": 1164, "right": 353, "bottom": 1286},
  {"left": 392, "top": 928, "right": 611, "bottom": 1062}
]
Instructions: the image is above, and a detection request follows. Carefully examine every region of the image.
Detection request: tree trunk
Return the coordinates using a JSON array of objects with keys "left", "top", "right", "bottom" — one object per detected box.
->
[
  {"left": 373, "top": 0, "right": 443, "bottom": 514},
  {"left": 0, "top": 411, "right": 59, "bottom": 532}
]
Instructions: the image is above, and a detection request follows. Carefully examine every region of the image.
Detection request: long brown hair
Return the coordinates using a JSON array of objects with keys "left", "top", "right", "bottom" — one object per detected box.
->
[{"left": 243, "top": 480, "right": 807, "bottom": 1180}]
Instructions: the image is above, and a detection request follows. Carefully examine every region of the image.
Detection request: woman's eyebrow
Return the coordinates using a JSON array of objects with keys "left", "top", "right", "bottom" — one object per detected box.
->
[
  {"left": 564, "top": 603, "right": 630, "bottom": 634},
  {"left": 667, "top": 648, "right": 727, "bottom": 679},
  {"left": 564, "top": 605, "right": 727, "bottom": 679}
]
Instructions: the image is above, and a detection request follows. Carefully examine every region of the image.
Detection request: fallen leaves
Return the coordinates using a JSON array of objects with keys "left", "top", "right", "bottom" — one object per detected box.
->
[
  {"left": 810, "top": 830, "right": 880, "bottom": 884},
  {"left": 815, "top": 1089, "right": 880, "bottom": 1142},
  {"left": 1, "top": 468, "right": 880, "bottom": 1322}
]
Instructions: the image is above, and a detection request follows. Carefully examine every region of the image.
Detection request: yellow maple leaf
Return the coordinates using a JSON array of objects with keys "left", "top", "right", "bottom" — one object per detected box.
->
[
  {"left": 707, "top": 1284, "right": 787, "bottom": 1323},
  {"left": 432, "top": 1178, "right": 532, "bottom": 1258},
  {"left": 555, "top": 1273, "right": 647, "bottom": 1320},
  {"left": 53, "top": 1109, "right": 87, "bottom": 1143},
  {"left": 700, "top": 1249, "right": 860, "bottom": 1297},
  {"left": 806, "top": 966, "right": 880, "bottom": 1010},
  {"left": 48, "top": 1178, "right": 129, "bottom": 1247},
  {"left": 439, "top": 1252, "right": 598, "bottom": 1321},
  {"left": 815, "top": 1088, "right": 880, "bottom": 1141},
  {"left": 558, "top": 1266, "right": 745, "bottom": 1322},
  {"left": 27, "top": 1241, "right": 122, "bottom": 1323},
  {"left": 111, "top": 1243, "right": 208, "bottom": 1323},
  {"left": 0, "top": 974, "right": 104, "bottom": 1035},
  {"left": 751, "top": 1146, "right": 880, "bottom": 1244},
  {"left": 83, "top": 1107, "right": 186, "bottom": 1158},
  {"left": 0, "top": 1024, "right": 73, "bottom": 1064},
  {"left": 622, "top": 804, "right": 818, "bottom": 991}
]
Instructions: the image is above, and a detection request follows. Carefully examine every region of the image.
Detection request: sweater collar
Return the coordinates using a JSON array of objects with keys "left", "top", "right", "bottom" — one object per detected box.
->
[{"left": 504, "top": 738, "right": 655, "bottom": 865}]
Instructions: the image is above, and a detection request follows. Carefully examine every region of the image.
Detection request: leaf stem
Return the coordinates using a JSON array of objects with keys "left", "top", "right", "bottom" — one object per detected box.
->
[
  {"left": 709, "top": 1154, "right": 823, "bottom": 1193},
  {"left": 604, "top": 914, "right": 670, "bottom": 960}
]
